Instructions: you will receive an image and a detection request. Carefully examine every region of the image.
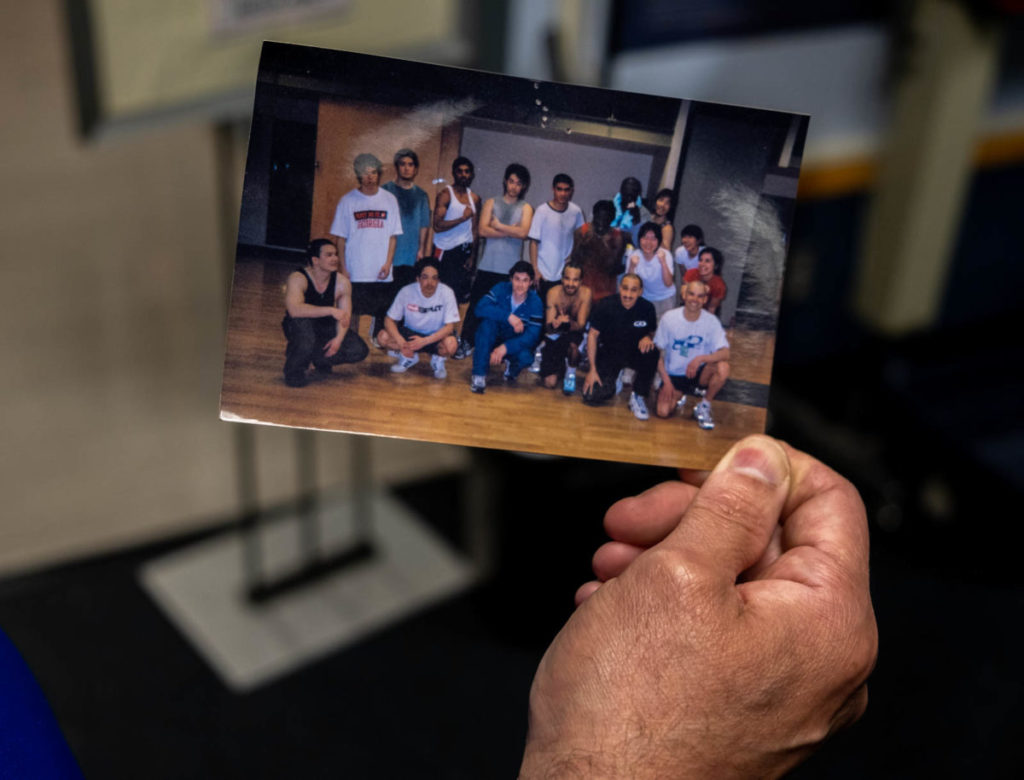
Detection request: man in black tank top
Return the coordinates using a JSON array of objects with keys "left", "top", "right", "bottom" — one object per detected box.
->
[{"left": 281, "top": 238, "right": 369, "bottom": 387}]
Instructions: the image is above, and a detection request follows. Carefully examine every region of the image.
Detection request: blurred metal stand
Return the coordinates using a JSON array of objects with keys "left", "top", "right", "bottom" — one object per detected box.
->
[{"left": 213, "top": 121, "right": 377, "bottom": 603}]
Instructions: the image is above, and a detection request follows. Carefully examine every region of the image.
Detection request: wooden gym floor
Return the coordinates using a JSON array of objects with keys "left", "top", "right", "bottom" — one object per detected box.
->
[{"left": 220, "top": 259, "right": 774, "bottom": 470}]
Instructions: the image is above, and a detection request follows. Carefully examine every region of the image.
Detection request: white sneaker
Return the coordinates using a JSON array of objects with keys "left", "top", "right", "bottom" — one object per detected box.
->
[
  {"left": 676, "top": 395, "right": 687, "bottom": 415},
  {"left": 470, "top": 375, "right": 486, "bottom": 394},
  {"left": 430, "top": 354, "right": 447, "bottom": 379},
  {"left": 529, "top": 346, "right": 542, "bottom": 373},
  {"left": 629, "top": 392, "right": 650, "bottom": 421},
  {"left": 391, "top": 355, "right": 418, "bottom": 373},
  {"left": 693, "top": 400, "right": 714, "bottom": 430}
]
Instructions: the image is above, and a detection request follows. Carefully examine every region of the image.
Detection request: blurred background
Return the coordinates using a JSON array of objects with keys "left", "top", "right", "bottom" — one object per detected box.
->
[{"left": 1, "top": 0, "right": 1022, "bottom": 776}]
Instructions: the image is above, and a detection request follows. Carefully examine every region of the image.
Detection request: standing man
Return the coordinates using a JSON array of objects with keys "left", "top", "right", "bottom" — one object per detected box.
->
[
  {"left": 581, "top": 273, "right": 658, "bottom": 421},
  {"left": 539, "top": 260, "right": 591, "bottom": 394},
  {"left": 329, "top": 153, "right": 403, "bottom": 342},
  {"left": 570, "top": 200, "right": 625, "bottom": 303},
  {"left": 654, "top": 279, "right": 731, "bottom": 429},
  {"left": 528, "top": 173, "right": 584, "bottom": 301},
  {"left": 281, "top": 238, "right": 369, "bottom": 387},
  {"left": 382, "top": 148, "right": 432, "bottom": 289},
  {"left": 683, "top": 246, "right": 727, "bottom": 316},
  {"left": 456, "top": 163, "right": 533, "bottom": 358},
  {"left": 469, "top": 260, "right": 544, "bottom": 394},
  {"left": 377, "top": 257, "right": 459, "bottom": 379},
  {"left": 432, "top": 156, "right": 481, "bottom": 306}
]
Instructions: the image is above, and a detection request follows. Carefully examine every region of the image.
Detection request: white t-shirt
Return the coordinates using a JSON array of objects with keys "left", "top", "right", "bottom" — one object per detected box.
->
[
  {"left": 654, "top": 307, "right": 729, "bottom": 376},
  {"left": 528, "top": 201, "right": 584, "bottom": 281},
  {"left": 386, "top": 281, "right": 460, "bottom": 335},
  {"left": 674, "top": 244, "right": 705, "bottom": 272},
  {"left": 330, "top": 188, "right": 403, "bottom": 282},
  {"left": 628, "top": 248, "right": 675, "bottom": 302}
]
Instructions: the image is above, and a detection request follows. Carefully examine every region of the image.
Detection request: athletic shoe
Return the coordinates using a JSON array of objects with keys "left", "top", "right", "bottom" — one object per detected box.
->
[
  {"left": 562, "top": 370, "right": 576, "bottom": 395},
  {"left": 470, "top": 375, "right": 486, "bottom": 394},
  {"left": 503, "top": 360, "right": 517, "bottom": 385},
  {"left": 615, "top": 369, "right": 625, "bottom": 397},
  {"left": 391, "top": 355, "right": 418, "bottom": 373},
  {"left": 693, "top": 400, "right": 715, "bottom": 430},
  {"left": 387, "top": 350, "right": 401, "bottom": 358},
  {"left": 430, "top": 354, "right": 447, "bottom": 379},
  {"left": 676, "top": 395, "right": 687, "bottom": 414},
  {"left": 284, "top": 373, "right": 308, "bottom": 388},
  {"left": 629, "top": 392, "right": 650, "bottom": 421},
  {"left": 453, "top": 339, "right": 472, "bottom": 360},
  {"left": 529, "top": 348, "right": 542, "bottom": 373}
]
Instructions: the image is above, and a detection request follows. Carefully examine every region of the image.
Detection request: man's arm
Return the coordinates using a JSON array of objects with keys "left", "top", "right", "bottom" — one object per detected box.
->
[
  {"left": 333, "top": 237, "right": 348, "bottom": 277},
  {"left": 417, "top": 227, "right": 430, "bottom": 259},
  {"left": 545, "top": 287, "right": 569, "bottom": 333},
  {"left": 488, "top": 202, "right": 535, "bottom": 240},
  {"left": 433, "top": 188, "right": 472, "bottom": 233},
  {"left": 521, "top": 435, "right": 877, "bottom": 778},
  {"left": 528, "top": 239, "right": 540, "bottom": 284},
  {"left": 417, "top": 191, "right": 432, "bottom": 258},
  {"left": 686, "top": 346, "right": 729, "bottom": 379},
  {"left": 582, "top": 325, "right": 602, "bottom": 393},
  {"left": 571, "top": 287, "right": 591, "bottom": 333},
  {"left": 378, "top": 235, "right": 397, "bottom": 280},
  {"left": 474, "top": 284, "right": 508, "bottom": 323},
  {"left": 407, "top": 322, "right": 455, "bottom": 351},
  {"left": 478, "top": 198, "right": 502, "bottom": 238}
]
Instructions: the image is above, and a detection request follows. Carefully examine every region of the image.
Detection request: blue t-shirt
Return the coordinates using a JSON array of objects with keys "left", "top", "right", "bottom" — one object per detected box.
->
[{"left": 383, "top": 181, "right": 431, "bottom": 267}]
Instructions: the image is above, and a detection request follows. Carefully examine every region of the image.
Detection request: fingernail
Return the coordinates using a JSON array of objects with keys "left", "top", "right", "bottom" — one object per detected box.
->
[{"left": 725, "top": 436, "right": 789, "bottom": 487}]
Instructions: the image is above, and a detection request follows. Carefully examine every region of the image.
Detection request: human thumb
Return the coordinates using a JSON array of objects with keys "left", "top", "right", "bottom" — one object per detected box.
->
[{"left": 659, "top": 435, "right": 791, "bottom": 581}]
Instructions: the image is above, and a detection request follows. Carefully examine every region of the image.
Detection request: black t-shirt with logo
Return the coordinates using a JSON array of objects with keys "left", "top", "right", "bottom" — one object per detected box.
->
[{"left": 590, "top": 295, "right": 657, "bottom": 361}]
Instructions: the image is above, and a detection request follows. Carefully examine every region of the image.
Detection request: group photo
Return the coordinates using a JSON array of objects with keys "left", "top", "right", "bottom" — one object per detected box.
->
[{"left": 220, "top": 43, "right": 808, "bottom": 469}]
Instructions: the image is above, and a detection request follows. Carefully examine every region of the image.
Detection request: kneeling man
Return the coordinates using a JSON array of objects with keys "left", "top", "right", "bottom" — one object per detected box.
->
[
  {"left": 581, "top": 273, "right": 658, "bottom": 420},
  {"left": 282, "top": 238, "right": 369, "bottom": 387},
  {"left": 539, "top": 260, "right": 591, "bottom": 393},
  {"left": 377, "top": 257, "right": 459, "bottom": 379},
  {"left": 654, "top": 279, "right": 730, "bottom": 429},
  {"left": 470, "top": 260, "right": 543, "bottom": 393}
]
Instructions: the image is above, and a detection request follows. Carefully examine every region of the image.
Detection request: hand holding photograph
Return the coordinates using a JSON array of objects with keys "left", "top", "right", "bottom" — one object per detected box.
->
[{"left": 220, "top": 42, "right": 808, "bottom": 470}]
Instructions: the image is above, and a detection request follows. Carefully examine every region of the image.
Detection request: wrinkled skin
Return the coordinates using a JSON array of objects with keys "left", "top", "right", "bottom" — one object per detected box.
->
[{"left": 521, "top": 436, "right": 878, "bottom": 779}]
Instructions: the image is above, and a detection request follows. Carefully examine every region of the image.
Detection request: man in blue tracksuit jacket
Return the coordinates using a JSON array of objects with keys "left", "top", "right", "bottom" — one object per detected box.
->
[{"left": 470, "top": 259, "right": 544, "bottom": 393}]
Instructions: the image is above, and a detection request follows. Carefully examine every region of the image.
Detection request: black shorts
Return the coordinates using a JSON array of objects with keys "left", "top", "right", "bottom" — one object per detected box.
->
[
  {"left": 540, "top": 330, "right": 584, "bottom": 376},
  {"left": 350, "top": 281, "right": 395, "bottom": 319},
  {"left": 396, "top": 324, "right": 442, "bottom": 354},
  {"left": 669, "top": 373, "right": 708, "bottom": 395}
]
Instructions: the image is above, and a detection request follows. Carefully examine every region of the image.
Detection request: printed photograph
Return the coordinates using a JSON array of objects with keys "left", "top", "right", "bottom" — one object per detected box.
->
[{"left": 220, "top": 42, "right": 809, "bottom": 469}]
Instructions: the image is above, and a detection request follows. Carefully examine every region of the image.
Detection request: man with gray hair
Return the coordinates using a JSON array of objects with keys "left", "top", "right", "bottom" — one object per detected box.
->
[{"left": 330, "top": 152, "right": 403, "bottom": 341}]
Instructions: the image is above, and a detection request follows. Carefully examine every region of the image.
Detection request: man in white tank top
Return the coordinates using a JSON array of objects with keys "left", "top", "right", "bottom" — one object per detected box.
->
[{"left": 432, "top": 156, "right": 481, "bottom": 305}]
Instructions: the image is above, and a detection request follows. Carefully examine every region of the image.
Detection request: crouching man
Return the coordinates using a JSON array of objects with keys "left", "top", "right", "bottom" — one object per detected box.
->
[
  {"left": 654, "top": 279, "right": 730, "bottom": 429},
  {"left": 470, "top": 260, "right": 543, "bottom": 393},
  {"left": 377, "top": 257, "right": 459, "bottom": 379},
  {"left": 282, "top": 238, "right": 369, "bottom": 387},
  {"left": 581, "top": 273, "right": 658, "bottom": 420}
]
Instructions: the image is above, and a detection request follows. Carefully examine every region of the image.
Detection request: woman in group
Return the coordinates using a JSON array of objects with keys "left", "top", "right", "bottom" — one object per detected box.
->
[
  {"left": 650, "top": 188, "right": 675, "bottom": 251},
  {"left": 626, "top": 221, "right": 676, "bottom": 319}
]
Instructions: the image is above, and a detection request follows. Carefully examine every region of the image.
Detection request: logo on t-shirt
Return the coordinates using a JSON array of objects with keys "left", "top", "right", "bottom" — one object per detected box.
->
[
  {"left": 671, "top": 335, "right": 704, "bottom": 356},
  {"left": 408, "top": 303, "right": 443, "bottom": 313},
  {"left": 632, "top": 320, "right": 648, "bottom": 328},
  {"left": 354, "top": 210, "right": 387, "bottom": 229}
]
